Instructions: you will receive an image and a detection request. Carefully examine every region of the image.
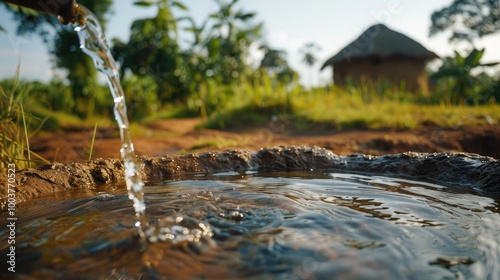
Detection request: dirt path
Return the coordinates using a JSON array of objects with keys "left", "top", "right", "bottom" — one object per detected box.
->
[{"left": 29, "top": 118, "right": 500, "bottom": 164}]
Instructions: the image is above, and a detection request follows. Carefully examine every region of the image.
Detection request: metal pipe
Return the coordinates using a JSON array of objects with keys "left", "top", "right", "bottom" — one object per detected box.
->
[{"left": 2, "top": 0, "right": 76, "bottom": 24}]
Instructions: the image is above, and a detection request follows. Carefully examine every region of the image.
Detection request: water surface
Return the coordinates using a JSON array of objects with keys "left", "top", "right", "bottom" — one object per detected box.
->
[{"left": 2, "top": 171, "right": 499, "bottom": 279}]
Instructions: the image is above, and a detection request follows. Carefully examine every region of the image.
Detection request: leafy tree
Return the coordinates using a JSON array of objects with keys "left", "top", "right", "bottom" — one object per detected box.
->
[
  {"left": 430, "top": 48, "right": 499, "bottom": 103},
  {"left": 2, "top": 0, "right": 114, "bottom": 118},
  {"left": 259, "top": 45, "right": 296, "bottom": 82},
  {"left": 429, "top": 0, "right": 500, "bottom": 42},
  {"left": 112, "top": 0, "right": 190, "bottom": 101},
  {"left": 183, "top": 17, "right": 209, "bottom": 48},
  {"left": 205, "top": 0, "right": 263, "bottom": 84},
  {"left": 156, "top": 0, "right": 265, "bottom": 92},
  {"left": 178, "top": 16, "right": 212, "bottom": 91}
]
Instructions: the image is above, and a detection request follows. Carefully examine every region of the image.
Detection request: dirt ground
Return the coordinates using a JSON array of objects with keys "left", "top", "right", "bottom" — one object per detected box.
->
[
  {"left": 29, "top": 118, "right": 500, "bottom": 164},
  {"left": 3, "top": 119, "right": 499, "bottom": 205}
]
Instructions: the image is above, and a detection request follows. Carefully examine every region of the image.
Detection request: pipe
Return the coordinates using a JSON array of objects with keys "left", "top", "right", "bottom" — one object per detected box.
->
[{"left": 2, "top": 0, "right": 76, "bottom": 24}]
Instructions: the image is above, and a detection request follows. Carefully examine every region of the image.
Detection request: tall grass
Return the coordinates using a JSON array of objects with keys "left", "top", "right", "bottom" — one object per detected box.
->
[
  {"left": 190, "top": 76, "right": 500, "bottom": 131},
  {"left": 0, "top": 69, "right": 49, "bottom": 171}
]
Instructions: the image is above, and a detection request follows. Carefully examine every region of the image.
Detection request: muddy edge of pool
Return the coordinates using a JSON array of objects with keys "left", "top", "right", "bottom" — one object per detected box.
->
[{"left": 1, "top": 146, "right": 499, "bottom": 209}]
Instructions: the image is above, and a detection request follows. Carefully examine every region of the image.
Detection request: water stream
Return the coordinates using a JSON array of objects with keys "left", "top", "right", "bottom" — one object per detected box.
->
[
  {"left": 71, "top": 5, "right": 214, "bottom": 243},
  {"left": 72, "top": 5, "right": 146, "bottom": 228}
]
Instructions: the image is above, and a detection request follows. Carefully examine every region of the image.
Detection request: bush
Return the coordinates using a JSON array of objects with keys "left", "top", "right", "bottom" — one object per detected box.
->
[{"left": 121, "top": 75, "right": 160, "bottom": 121}]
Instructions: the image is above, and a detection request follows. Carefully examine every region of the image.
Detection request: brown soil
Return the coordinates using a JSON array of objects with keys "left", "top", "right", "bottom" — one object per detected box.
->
[
  {"left": 2, "top": 118, "right": 498, "bottom": 207},
  {"left": 29, "top": 118, "right": 500, "bottom": 163}
]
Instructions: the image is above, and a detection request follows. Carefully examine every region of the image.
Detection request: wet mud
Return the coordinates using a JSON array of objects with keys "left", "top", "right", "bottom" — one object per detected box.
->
[{"left": 1, "top": 146, "right": 499, "bottom": 209}]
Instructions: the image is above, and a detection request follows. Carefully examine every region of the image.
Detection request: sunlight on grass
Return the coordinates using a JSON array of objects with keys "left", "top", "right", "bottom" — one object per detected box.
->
[
  {"left": 193, "top": 77, "right": 500, "bottom": 131},
  {"left": 294, "top": 96, "right": 499, "bottom": 130},
  {"left": 0, "top": 68, "right": 49, "bottom": 171}
]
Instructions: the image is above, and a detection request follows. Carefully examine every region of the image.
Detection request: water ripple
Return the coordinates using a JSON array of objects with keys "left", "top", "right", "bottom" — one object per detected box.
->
[{"left": 1, "top": 171, "right": 499, "bottom": 279}]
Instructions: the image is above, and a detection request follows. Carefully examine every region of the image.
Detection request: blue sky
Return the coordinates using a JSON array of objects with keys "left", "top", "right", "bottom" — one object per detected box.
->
[{"left": 1, "top": 0, "right": 499, "bottom": 87}]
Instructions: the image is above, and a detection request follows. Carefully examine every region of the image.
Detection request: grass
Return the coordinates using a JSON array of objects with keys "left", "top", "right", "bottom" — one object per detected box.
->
[
  {"left": 7, "top": 69, "right": 497, "bottom": 136},
  {"left": 293, "top": 95, "right": 500, "bottom": 130},
  {"left": 194, "top": 77, "right": 500, "bottom": 131},
  {"left": 0, "top": 68, "right": 49, "bottom": 171},
  {"left": 88, "top": 123, "right": 98, "bottom": 161}
]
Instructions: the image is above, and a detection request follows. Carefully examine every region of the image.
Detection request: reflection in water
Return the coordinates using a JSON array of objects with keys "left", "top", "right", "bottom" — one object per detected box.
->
[{"left": 1, "top": 171, "right": 499, "bottom": 279}]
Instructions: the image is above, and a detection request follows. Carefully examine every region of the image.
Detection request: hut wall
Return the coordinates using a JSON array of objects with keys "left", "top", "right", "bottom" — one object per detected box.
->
[{"left": 333, "top": 56, "right": 429, "bottom": 95}]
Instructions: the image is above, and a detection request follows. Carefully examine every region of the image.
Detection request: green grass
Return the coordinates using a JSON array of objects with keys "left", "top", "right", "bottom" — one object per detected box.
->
[
  {"left": 292, "top": 94, "right": 500, "bottom": 130},
  {"left": 0, "top": 68, "right": 49, "bottom": 171},
  {"left": 194, "top": 78, "right": 500, "bottom": 131}
]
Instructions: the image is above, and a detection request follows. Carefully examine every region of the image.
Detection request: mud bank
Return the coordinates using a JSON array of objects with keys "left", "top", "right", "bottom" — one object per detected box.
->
[{"left": 1, "top": 146, "right": 499, "bottom": 209}]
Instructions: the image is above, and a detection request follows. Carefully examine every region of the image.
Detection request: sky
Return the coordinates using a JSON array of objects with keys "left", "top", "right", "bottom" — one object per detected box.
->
[{"left": 1, "top": 0, "right": 500, "bottom": 87}]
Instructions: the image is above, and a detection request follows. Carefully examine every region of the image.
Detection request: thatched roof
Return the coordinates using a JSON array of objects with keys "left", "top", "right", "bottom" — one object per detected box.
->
[{"left": 321, "top": 24, "right": 438, "bottom": 70}]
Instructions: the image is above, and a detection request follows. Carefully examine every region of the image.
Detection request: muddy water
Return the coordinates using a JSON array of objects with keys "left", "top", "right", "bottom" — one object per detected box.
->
[{"left": 2, "top": 171, "right": 499, "bottom": 279}]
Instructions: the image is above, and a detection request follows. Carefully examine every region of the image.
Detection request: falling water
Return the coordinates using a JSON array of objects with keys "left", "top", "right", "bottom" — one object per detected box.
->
[
  {"left": 70, "top": 5, "right": 213, "bottom": 243},
  {"left": 71, "top": 5, "right": 147, "bottom": 235}
]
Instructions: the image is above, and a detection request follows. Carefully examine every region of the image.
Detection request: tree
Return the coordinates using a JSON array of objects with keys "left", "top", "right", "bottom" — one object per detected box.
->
[
  {"left": 430, "top": 48, "right": 499, "bottom": 103},
  {"left": 299, "top": 42, "right": 321, "bottom": 87},
  {"left": 2, "top": 0, "right": 114, "bottom": 118},
  {"left": 205, "top": 0, "right": 263, "bottom": 84},
  {"left": 259, "top": 45, "right": 296, "bottom": 82},
  {"left": 429, "top": 0, "right": 500, "bottom": 42},
  {"left": 183, "top": 17, "right": 209, "bottom": 48},
  {"left": 112, "top": 0, "right": 190, "bottom": 101},
  {"left": 178, "top": 16, "right": 212, "bottom": 90}
]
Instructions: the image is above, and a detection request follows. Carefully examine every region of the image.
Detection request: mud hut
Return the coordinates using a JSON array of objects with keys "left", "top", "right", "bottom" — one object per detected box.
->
[{"left": 321, "top": 24, "right": 438, "bottom": 95}]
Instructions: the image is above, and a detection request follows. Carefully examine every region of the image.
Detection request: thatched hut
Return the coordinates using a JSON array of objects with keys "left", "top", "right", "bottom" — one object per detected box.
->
[{"left": 321, "top": 24, "right": 438, "bottom": 94}]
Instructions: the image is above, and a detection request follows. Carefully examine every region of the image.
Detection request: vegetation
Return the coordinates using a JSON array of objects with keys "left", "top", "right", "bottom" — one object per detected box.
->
[
  {"left": 429, "top": 0, "right": 500, "bottom": 42},
  {"left": 258, "top": 45, "right": 296, "bottom": 82},
  {"left": 198, "top": 76, "right": 500, "bottom": 131},
  {"left": 112, "top": 0, "right": 189, "bottom": 101},
  {"left": 300, "top": 42, "right": 322, "bottom": 86},
  {"left": 2, "top": 0, "right": 114, "bottom": 119},
  {"left": 0, "top": 69, "right": 49, "bottom": 172},
  {"left": 430, "top": 48, "right": 499, "bottom": 104}
]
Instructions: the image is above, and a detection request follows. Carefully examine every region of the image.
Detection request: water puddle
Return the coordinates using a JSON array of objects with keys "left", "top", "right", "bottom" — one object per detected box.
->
[{"left": 2, "top": 171, "right": 499, "bottom": 279}]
